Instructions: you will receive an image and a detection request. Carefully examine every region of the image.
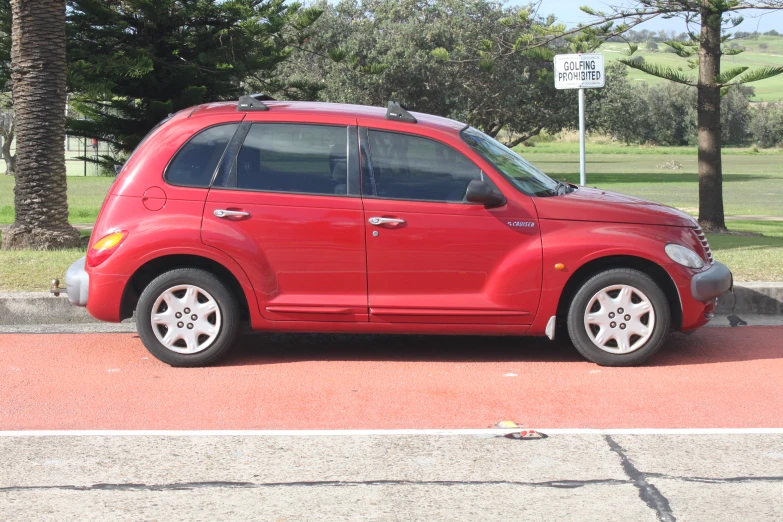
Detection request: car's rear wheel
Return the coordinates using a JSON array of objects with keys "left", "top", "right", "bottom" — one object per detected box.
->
[
  {"left": 137, "top": 268, "right": 240, "bottom": 367},
  {"left": 567, "top": 268, "right": 671, "bottom": 366}
]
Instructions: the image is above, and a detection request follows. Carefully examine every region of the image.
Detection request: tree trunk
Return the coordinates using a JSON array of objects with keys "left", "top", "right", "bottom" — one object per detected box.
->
[
  {"left": 696, "top": 3, "right": 726, "bottom": 232},
  {"left": 504, "top": 126, "right": 544, "bottom": 149},
  {"left": 1, "top": 0, "right": 79, "bottom": 250},
  {"left": 2, "top": 128, "right": 16, "bottom": 175}
]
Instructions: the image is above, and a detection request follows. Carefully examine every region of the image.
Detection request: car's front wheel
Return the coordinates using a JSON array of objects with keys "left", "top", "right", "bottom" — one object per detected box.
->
[
  {"left": 137, "top": 268, "right": 240, "bottom": 367},
  {"left": 567, "top": 268, "right": 671, "bottom": 366}
]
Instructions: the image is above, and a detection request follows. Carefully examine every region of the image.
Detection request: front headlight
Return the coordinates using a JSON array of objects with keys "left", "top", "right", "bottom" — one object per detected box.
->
[{"left": 665, "top": 244, "right": 705, "bottom": 269}]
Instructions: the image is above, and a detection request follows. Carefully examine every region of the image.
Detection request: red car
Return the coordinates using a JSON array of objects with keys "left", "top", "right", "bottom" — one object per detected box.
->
[{"left": 62, "top": 96, "right": 732, "bottom": 367}]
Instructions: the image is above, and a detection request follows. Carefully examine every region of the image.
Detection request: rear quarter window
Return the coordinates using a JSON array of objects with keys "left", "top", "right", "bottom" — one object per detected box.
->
[{"left": 165, "top": 124, "right": 239, "bottom": 188}]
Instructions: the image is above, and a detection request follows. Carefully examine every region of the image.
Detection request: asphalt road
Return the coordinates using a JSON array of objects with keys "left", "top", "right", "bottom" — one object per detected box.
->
[
  {"left": 0, "top": 433, "right": 781, "bottom": 521},
  {"left": 1, "top": 327, "right": 782, "bottom": 430},
  {"left": 1, "top": 326, "right": 782, "bottom": 520}
]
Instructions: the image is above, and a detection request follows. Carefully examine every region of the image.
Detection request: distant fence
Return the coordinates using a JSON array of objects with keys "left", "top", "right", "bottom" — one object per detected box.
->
[
  {"left": 0, "top": 134, "right": 112, "bottom": 176},
  {"left": 65, "top": 135, "right": 113, "bottom": 176}
]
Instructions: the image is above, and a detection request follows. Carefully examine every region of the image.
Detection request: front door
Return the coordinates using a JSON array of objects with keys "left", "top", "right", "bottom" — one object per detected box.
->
[
  {"left": 360, "top": 128, "right": 542, "bottom": 324},
  {"left": 201, "top": 122, "right": 368, "bottom": 322}
]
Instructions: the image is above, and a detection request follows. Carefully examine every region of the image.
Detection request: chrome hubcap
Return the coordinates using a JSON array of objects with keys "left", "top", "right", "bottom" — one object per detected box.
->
[
  {"left": 151, "top": 285, "right": 221, "bottom": 354},
  {"left": 583, "top": 284, "right": 655, "bottom": 354}
]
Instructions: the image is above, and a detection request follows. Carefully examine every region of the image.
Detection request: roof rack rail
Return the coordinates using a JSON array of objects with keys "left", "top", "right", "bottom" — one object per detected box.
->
[
  {"left": 237, "top": 93, "right": 274, "bottom": 112},
  {"left": 386, "top": 101, "right": 417, "bottom": 123}
]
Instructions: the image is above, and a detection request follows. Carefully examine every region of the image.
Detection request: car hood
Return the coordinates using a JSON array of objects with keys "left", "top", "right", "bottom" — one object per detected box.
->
[{"left": 533, "top": 187, "right": 697, "bottom": 227}]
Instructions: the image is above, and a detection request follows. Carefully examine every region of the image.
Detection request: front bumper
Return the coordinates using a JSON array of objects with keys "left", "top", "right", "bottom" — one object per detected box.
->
[
  {"left": 64, "top": 256, "right": 89, "bottom": 307},
  {"left": 691, "top": 261, "right": 732, "bottom": 302}
]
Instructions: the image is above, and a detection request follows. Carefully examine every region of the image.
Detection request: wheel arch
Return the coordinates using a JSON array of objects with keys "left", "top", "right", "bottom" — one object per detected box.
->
[
  {"left": 120, "top": 254, "right": 251, "bottom": 322},
  {"left": 555, "top": 255, "right": 683, "bottom": 331}
]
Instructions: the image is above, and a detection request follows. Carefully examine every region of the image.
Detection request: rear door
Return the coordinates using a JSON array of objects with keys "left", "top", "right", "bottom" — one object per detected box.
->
[
  {"left": 201, "top": 121, "right": 368, "bottom": 322},
  {"left": 360, "top": 127, "right": 542, "bottom": 324}
]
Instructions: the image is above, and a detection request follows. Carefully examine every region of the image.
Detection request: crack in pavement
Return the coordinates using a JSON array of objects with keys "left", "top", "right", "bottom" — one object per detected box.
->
[
  {"left": 0, "top": 478, "right": 627, "bottom": 493},
  {"left": 3, "top": 473, "right": 782, "bottom": 494},
  {"left": 605, "top": 435, "right": 677, "bottom": 522},
  {"left": 646, "top": 474, "right": 783, "bottom": 484}
]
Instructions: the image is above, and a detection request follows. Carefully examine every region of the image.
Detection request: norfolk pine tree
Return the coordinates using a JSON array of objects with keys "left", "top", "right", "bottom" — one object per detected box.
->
[
  {"left": 66, "top": 0, "right": 323, "bottom": 156},
  {"left": 571, "top": 1, "right": 783, "bottom": 231}
]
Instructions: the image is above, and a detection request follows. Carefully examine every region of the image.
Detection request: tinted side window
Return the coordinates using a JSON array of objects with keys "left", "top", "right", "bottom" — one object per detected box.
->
[
  {"left": 236, "top": 124, "right": 349, "bottom": 196},
  {"left": 165, "top": 124, "right": 238, "bottom": 187},
  {"left": 367, "top": 130, "right": 482, "bottom": 202}
]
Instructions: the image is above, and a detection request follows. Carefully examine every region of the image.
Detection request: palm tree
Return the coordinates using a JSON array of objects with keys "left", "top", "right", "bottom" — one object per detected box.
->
[{"left": 1, "top": 0, "right": 78, "bottom": 250}]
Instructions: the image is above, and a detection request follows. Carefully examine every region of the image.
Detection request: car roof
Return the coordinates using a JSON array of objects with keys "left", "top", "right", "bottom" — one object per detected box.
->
[{"left": 187, "top": 100, "right": 468, "bottom": 134}]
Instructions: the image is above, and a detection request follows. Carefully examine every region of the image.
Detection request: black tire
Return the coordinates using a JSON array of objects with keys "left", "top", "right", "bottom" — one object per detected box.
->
[
  {"left": 136, "top": 268, "right": 240, "bottom": 367},
  {"left": 567, "top": 268, "right": 671, "bottom": 367}
]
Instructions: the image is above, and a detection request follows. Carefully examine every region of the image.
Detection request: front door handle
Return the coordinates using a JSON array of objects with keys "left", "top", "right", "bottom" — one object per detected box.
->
[
  {"left": 368, "top": 217, "right": 406, "bottom": 226},
  {"left": 214, "top": 209, "right": 250, "bottom": 219}
]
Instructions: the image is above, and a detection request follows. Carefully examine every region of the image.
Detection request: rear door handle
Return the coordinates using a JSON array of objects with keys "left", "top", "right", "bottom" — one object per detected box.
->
[
  {"left": 369, "top": 217, "right": 406, "bottom": 226},
  {"left": 214, "top": 209, "right": 250, "bottom": 218}
]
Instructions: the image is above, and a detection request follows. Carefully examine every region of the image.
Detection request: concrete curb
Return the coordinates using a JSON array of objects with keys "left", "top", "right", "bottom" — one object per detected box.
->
[
  {"left": 0, "top": 292, "right": 136, "bottom": 326},
  {"left": 715, "top": 283, "right": 783, "bottom": 315},
  {"left": 0, "top": 283, "right": 780, "bottom": 326},
  {"left": 0, "top": 293, "right": 100, "bottom": 326}
]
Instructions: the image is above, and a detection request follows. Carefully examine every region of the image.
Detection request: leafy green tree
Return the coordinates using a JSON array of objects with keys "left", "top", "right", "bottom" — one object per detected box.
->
[
  {"left": 66, "top": 0, "right": 323, "bottom": 156},
  {"left": 749, "top": 103, "right": 783, "bottom": 147},
  {"left": 585, "top": 63, "right": 650, "bottom": 144},
  {"left": 284, "top": 0, "right": 574, "bottom": 147},
  {"left": 721, "top": 85, "right": 753, "bottom": 145},
  {"left": 588, "top": 69, "right": 696, "bottom": 146},
  {"left": 569, "top": 1, "right": 783, "bottom": 231},
  {"left": 590, "top": 64, "right": 752, "bottom": 147}
]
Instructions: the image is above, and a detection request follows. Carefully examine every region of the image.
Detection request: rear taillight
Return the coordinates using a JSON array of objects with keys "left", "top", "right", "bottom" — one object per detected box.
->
[{"left": 86, "top": 231, "right": 128, "bottom": 268}]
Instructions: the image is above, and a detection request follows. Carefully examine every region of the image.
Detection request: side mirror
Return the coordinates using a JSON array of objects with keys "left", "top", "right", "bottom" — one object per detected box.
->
[
  {"left": 465, "top": 180, "right": 506, "bottom": 209},
  {"left": 113, "top": 163, "right": 123, "bottom": 176}
]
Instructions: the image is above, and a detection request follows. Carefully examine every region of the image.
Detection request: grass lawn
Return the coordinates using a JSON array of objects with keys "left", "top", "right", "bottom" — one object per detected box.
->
[
  {"left": 707, "top": 221, "right": 783, "bottom": 283},
  {"left": 602, "top": 35, "right": 783, "bottom": 102},
  {"left": 0, "top": 229, "right": 89, "bottom": 292},
  {"left": 0, "top": 248, "right": 86, "bottom": 292},
  {"left": 519, "top": 143, "right": 783, "bottom": 217},
  {"left": 0, "top": 175, "right": 113, "bottom": 225}
]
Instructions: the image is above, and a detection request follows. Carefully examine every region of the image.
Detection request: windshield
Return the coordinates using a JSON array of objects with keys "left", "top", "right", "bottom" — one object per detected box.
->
[{"left": 461, "top": 127, "right": 559, "bottom": 197}]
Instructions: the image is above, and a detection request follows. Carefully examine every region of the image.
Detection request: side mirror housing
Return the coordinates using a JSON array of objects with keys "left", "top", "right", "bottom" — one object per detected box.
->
[
  {"left": 113, "top": 164, "right": 123, "bottom": 176},
  {"left": 465, "top": 180, "right": 506, "bottom": 209}
]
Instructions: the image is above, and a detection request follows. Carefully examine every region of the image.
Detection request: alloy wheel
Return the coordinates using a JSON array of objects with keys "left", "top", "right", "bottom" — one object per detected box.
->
[
  {"left": 150, "top": 284, "right": 222, "bottom": 354},
  {"left": 583, "top": 284, "right": 656, "bottom": 354}
]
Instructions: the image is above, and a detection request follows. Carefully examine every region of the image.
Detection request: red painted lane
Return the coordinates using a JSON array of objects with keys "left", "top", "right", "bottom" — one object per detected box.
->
[{"left": 0, "top": 328, "right": 781, "bottom": 430}]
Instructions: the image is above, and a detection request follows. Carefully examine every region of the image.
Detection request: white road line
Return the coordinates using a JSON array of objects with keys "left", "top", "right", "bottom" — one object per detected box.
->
[{"left": 1, "top": 428, "right": 782, "bottom": 437}]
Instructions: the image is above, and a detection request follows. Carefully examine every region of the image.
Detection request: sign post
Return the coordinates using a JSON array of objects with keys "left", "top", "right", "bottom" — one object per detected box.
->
[
  {"left": 554, "top": 53, "right": 605, "bottom": 186},
  {"left": 578, "top": 88, "right": 586, "bottom": 187}
]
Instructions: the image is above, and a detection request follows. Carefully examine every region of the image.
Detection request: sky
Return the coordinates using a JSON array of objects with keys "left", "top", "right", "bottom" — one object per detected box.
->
[{"left": 516, "top": 0, "right": 783, "bottom": 34}]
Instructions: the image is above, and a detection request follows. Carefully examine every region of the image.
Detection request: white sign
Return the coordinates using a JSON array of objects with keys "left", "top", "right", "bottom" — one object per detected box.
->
[{"left": 554, "top": 53, "right": 605, "bottom": 90}]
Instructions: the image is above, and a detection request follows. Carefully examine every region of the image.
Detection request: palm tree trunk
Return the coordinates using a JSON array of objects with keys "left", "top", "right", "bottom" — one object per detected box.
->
[
  {"left": 1, "top": 0, "right": 79, "bottom": 249},
  {"left": 696, "top": 2, "right": 726, "bottom": 232}
]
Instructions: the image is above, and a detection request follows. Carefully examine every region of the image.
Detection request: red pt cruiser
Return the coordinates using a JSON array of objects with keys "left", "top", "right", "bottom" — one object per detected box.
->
[{"left": 62, "top": 97, "right": 732, "bottom": 367}]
